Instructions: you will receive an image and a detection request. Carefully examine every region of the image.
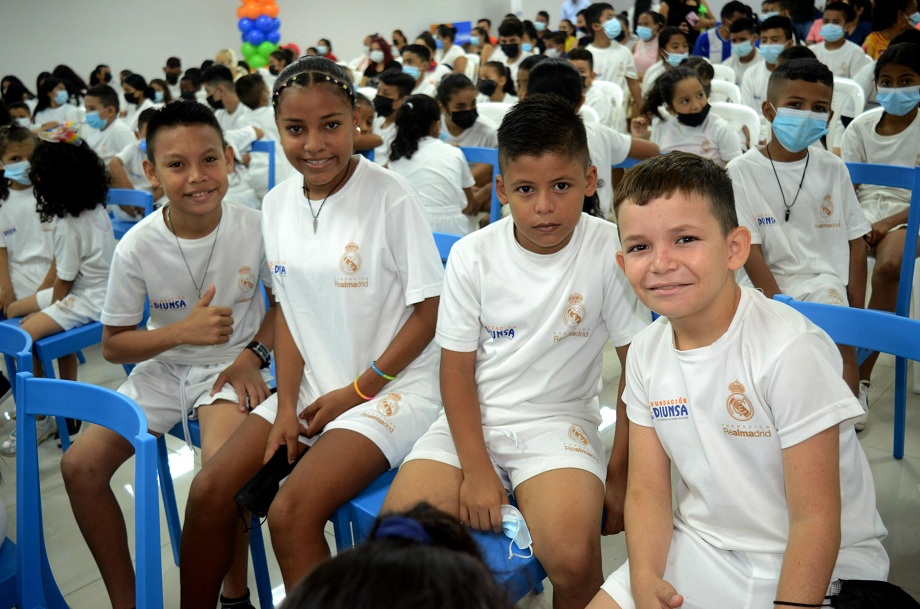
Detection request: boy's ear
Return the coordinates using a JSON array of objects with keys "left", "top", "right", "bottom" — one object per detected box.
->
[
  {"left": 762, "top": 100, "right": 776, "bottom": 122},
  {"left": 615, "top": 249, "right": 626, "bottom": 273},
  {"left": 584, "top": 164, "right": 598, "bottom": 197},
  {"left": 224, "top": 145, "right": 235, "bottom": 174},
  {"left": 142, "top": 159, "right": 160, "bottom": 187},
  {"left": 495, "top": 173, "right": 509, "bottom": 206},
  {"left": 727, "top": 225, "right": 751, "bottom": 271}
]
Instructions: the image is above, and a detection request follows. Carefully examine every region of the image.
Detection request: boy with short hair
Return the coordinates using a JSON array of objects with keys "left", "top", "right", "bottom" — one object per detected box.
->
[
  {"left": 741, "top": 15, "right": 795, "bottom": 141},
  {"left": 808, "top": 1, "right": 873, "bottom": 78},
  {"left": 589, "top": 151, "right": 888, "bottom": 609},
  {"left": 491, "top": 18, "right": 533, "bottom": 82},
  {"left": 234, "top": 73, "right": 294, "bottom": 198},
  {"left": 383, "top": 94, "right": 648, "bottom": 609},
  {"left": 372, "top": 68, "right": 416, "bottom": 165},
  {"left": 82, "top": 85, "right": 135, "bottom": 164},
  {"left": 694, "top": 0, "right": 750, "bottom": 63},
  {"left": 202, "top": 65, "right": 253, "bottom": 131},
  {"left": 61, "top": 100, "right": 276, "bottom": 609},
  {"left": 568, "top": 48, "right": 616, "bottom": 127},
  {"left": 729, "top": 58, "right": 870, "bottom": 396},
  {"left": 401, "top": 44, "right": 437, "bottom": 97},
  {"left": 724, "top": 17, "right": 764, "bottom": 85},
  {"left": 585, "top": 2, "right": 643, "bottom": 117}
]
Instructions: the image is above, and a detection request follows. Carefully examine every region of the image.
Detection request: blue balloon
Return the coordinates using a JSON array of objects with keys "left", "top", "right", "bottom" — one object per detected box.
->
[
  {"left": 267, "top": 30, "right": 281, "bottom": 44},
  {"left": 238, "top": 17, "right": 255, "bottom": 33},
  {"left": 246, "top": 29, "right": 266, "bottom": 45},
  {"left": 270, "top": 17, "right": 281, "bottom": 30},
  {"left": 255, "top": 15, "right": 273, "bottom": 33}
]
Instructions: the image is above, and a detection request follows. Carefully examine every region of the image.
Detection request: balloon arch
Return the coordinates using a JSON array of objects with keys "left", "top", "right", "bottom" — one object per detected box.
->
[{"left": 236, "top": 0, "right": 282, "bottom": 69}]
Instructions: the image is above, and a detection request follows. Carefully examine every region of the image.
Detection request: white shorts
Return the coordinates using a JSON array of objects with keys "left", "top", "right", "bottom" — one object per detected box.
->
[
  {"left": 118, "top": 359, "right": 271, "bottom": 434},
  {"left": 600, "top": 521, "right": 889, "bottom": 609},
  {"left": 424, "top": 207, "right": 469, "bottom": 237},
  {"left": 37, "top": 288, "right": 102, "bottom": 331},
  {"left": 251, "top": 381, "right": 441, "bottom": 468},
  {"left": 859, "top": 190, "right": 910, "bottom": 228},
  {"left": 777, "top": 274, "right": 848, "bottom": 306},
  {"left": 404, "top": 413, "right": 607, "bottom": 492}
]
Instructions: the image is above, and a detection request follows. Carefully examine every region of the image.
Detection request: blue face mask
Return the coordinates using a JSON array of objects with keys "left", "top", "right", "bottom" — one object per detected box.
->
[
  {"left": 435, "top": 38, "right": 444, "bottom": 49},
  {"left": 637, "top": 26, "right": 655, "bottom": 41},
  {"left": 603, "top": 18, "right": 623, "bottom": 40},
  {"left": 522, "top": 42, "right": 533, "bottom": 52},
  {"left": 770, "top": 106, "right": 829, "bottom": 152},
  {"left": 139, "top": 139, "right": 148, "bottom": 153},
  {"left": 54, "top": 89, "right": 69, "bottom": 105},
  {"left": 665, "top": 51, "right": 689, "bottom": 67},
  {"left": 2, "top": 160, "right": 31, "bottom": 186},
  {"left": 535, "top": 21, "right": 547, "bottom": 32},
  {"left": 908, "top": 11, "right": 920, "bottom": 27},
  {"left": 500, "top": 505, "right": 534, "bottom": 559},
  {"left": 85, "top": 110, "right": 107, "bottom": 130},
  {"left": 153, "top": 90, "right": 164, "bottom": 104},
  {"left": 316, "top": 45, "right": 328, "bottom": 55},
  {"left": 760, "top": 43, "right": 785, "bottom": 64},
  {"left": 820, "top": 23, "right": 845, "bottom": 42},
  {"left": 876, "top": 85, "right": 920, "bottom": 116},
  {"left": 470, "top": 35, "right": 481, "bottom": 46},
  {"left": 760, "top": 11, "right": 779, "bottom": 20},
  {"left": 731, "top": 40, "right": 754, "bottom": 57},
  {"left": 402, "top": 65, "right": 421, "bottom": 80}
]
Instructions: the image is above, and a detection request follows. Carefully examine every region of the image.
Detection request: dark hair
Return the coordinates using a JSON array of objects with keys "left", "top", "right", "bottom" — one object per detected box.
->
[
  {"left": 613, "top": 152, "right": 738, "bottom": 235},
  {"left": 236, "top": 73, "right": 267, "bottom": 110},
  {"left": 381, "top": 68, "right": 417, "bottom": 99},
  {"left": 776, "top": 45, "right": 817, "bottom": 64},
  {"left": 436, "top": 73, "right": 476, "bottom": 106},
  {"left": 88, "top": 64, "right": 110, "bottom": 87},
  {"left": 280, "top": 504, "right": 511, "bottom": 609},
  {"left": 0, "top": 100, "right": 8, "bottom": 127},
  {"left": 35, "top": 72, "right": 51, "bottom": 94},
  {"left": 522, "top": 20, "right": 539, "bottom": 41},
  {"left": 479, "top": 17, "right": 492, "bottom": 27},
  {"left": 538, "top": 10, "right": 550, "bottom": 22},
  {"left": 721, "top": 0, "right": 751, "bottom": 18},
  {"left": 182, "top": 68, "right": 202, "bottom": 89},
  {"left": 729, "top": 17, "right": 759, "bottom": 34},
  {"left": 872, "top": 0, "right": 913, "bottom": 32},
  {"left": 390, "top": 94, "right": 440, "bottom": 162},
  {"left": 642, "top": 66, "right": 701, "bottom": 118},
  {"left": 658, "top": 26, "right": 688, "bottom": 52},
  {"left": 202, "top": 65, "right": 234, "bottom": 87},
  {"left": 640, "top": 10, "right": 666, "bottom": 29},
  {"left": 200, "top": 59, "right": 215, "bottom": 71},
  {"left": 7, "top": 101, "right": 29, "bottom": 115},
  {"left": 760, "top": 15, "right": 793, "bottom": 40},
  {"left": 482, "top": 61, "right": 517, "bottom": 96},
  {"left": 436, "top": 24, "right": 458, "bottom": 41},
  {"left": 585, "top": 2, "right": 614, "bottom": 27},
  {"left": 272, "top": 56, "right": 356, "bottom": 113},
  {"left": 416, "top": 31, "right": 437, "bottom": 54},
  {"left": 52, "top": 64, "right": 89, "bottom": 98},
  {"left": 85, "top": 85, "right": 120, "bottom": 112},
  {"left": 318, "top": 38, "right": 333, "bottom": 51},
  {"left": 568, "top": 48, "right": 595, "bottom": 71},
  {"left": 681, "top": 56, "right": 714, "bottom": 81},
  {"left": 767, "top": 58, "right": 833, "bottom": 104},
  {"left": 270, "top": 50, "right": 288, "bottom": 65},
  {"left": 519, "top": 54, "right": 549, "bottom": 72},
  {"left": 2, "top": 76, "right": 36, "bottom": 106},
  {"left": 33, "top": 76, "right": 67, "bottom": 119},
  {"left": 875, "top": 43, "right": 920, "bottom": 81},
  {"left": 0, "top": 124, "right": 36, "bottom": 201},
  {"left": 30, "top": 140, "right": 108, "bottom": 222},
  {"left": 137, "top": 107, "right": 157, "bottom": 132},
  {"left": 124, "top": 73, "right": 154, "bottom": 102},
  {"left": 548, "top": 31, "right": 568, "bottom": 46},
  {"left": 527, "top": 58, "right": 583, "bottom": 107},
  {"left": 889, "top": 28, "right": 920, "bottom": 46},
  {"left": 402, "top": 43, "right": 432, "bottom": 63},
  {"left": 824, "top": 1, "right": 857, "bottom": 23},
  {"left": 498, "top": 17, "right": 525, "bottom": 37},
  {"left": 149, "top": 79, "right": 173, "bottom": 103},
  {"left": 145, "top": 100, "right": 226, "bottom": 163}
]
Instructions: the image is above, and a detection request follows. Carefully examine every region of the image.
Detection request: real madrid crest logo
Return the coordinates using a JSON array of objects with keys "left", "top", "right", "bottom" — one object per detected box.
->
[
  {"left": 568, "top": 424, "right": 590, "bottom": 445},
  {"left": 563, "top": 293, "right": 586, "bottom": 328},
  {"left": 238, "top": 265, "right": 255, "bottom": 292},
  {"left": 820, "top": 194, "right": 834, "bottom": 218},
  {"left": 339, "top": 242, "right": 362, "bottom": 275},
  {"left": 377, "top": 393, "right": 401, "bottom": 417},
  {"left": 726, "top": 380, "right": 754, "bottom": 421}
]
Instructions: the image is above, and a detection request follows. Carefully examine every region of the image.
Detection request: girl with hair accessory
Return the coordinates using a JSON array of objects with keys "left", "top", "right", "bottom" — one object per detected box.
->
[
  {"left": 32, "top": 76, "right": 80, "bottom": 130},
  {"left": 389, "top": 94, "right": 477, "bottom": 235},
  {"left": 179, "top": 56, "right": 444, "bottom": 606},
  {"left": 279, "top": 503, "right": 513, "bottom": 609},
  {"left": 2, "top": 124, "right": 116, "bottom": 454}
]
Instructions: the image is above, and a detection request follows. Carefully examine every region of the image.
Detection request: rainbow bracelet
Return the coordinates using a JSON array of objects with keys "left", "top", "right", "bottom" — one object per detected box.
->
[
  {"left": 371, "top": 361, "right": 397, "bottom": 381},
  {"left": 353, "top": 378, "right": 375, "bottom": 401}
]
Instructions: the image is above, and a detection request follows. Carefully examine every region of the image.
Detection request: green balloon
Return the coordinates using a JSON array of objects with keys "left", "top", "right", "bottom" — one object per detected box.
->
[
  {"left": 250, "top": 54, "right": 269, "bottom": 68},
  {"left": 258, "top": 41, "right": 276, "bottom": 57},
  {"left": 241, "top": 42, "right": 256, "bottom": 59}
]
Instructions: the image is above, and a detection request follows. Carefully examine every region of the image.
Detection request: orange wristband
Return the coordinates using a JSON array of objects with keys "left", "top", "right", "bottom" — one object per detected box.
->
[{"left": 353, "top": 378, "right": 375, "bottom": 401}]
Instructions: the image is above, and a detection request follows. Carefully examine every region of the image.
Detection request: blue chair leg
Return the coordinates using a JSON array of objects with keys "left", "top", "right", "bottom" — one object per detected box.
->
[
  {"left": 76, "top": 350, "right": 86, "bottom": 365},
  {"left": 156, "top": 436, "right": 182, "bottom": 566},
  {"left": 330, "top": 504, "right": 354, "bottom": 551},
  {"left": 249, "top": 516, "right": 274, "bottom": 609},
  {"left": 894, "top": 356, "right": 908, "bottom": 459}
]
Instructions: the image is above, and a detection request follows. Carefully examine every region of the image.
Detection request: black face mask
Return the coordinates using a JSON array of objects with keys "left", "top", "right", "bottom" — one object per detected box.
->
[
  {"left": 577, "top": 26, "right": 588, "bottom": 33},
  {"left": 180, "top": 91, "right": 196, "bottom": 101},
  {"left": 477, "top": 79, "right": 498, "bottom": 96},
  {"left": 102, "top": 72, "right": 112, "bottom": 84},
  {"left": 207, "top": 94, "right": 224, "bottom": 110},
  {"left": 165, "top": 73, "right": 179, "bottom": 85},
  {"left": 501, "top": 43, "right": 520, "bottom": 58},
  {"left": 123, "top": 92, "right": 137, "bottom": 106},
  {"left": 373, "top": 95, "right": 395, "bottom": 118},
  {"left": 676, "top": 103, "right": 711, "bottom": 127},
  {"left": 450, "top": 109, "right": 478, "bottom": 129},
  {"left": 269, "top": 66, "right": 280, "bottom": 76}
]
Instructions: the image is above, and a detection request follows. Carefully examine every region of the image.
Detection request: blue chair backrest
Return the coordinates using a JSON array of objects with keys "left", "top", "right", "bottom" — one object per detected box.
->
[
  {"left": 612, "top": 158, "right": 642, "bottom": 170},
  {"left": 15, "top": 373, "right": 163, "bottom": 609},
  {"left": 107, "top": 188, "right": 155, "bottom": 215},
  {"left": 0, "top": 323, "right": 32, "bottom": 396},
  {"left": 250, "top": 140, "right": 276, "bottom": 191},
  {"left": 460, "top": 146, "right": 502, "bottom": 224},
  {"left": 433, "top": 232, "right": 461, "bottom": 265},
  {"left": 358, "top": 148, "right": 375, "bottom": 162}
]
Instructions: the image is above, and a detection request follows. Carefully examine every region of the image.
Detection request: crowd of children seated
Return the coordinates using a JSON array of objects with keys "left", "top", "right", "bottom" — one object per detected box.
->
[{"left": 0, "top": 2, "right": 918, "bottom": 607}]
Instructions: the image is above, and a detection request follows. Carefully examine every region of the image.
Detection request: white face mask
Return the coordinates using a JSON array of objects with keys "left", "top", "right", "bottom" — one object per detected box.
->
[
  {"left": 544, "top": 48, "right": 561, "bottom": 58},
  {"left": 500, "top": 505, "right": 534, "bottom": 559}
]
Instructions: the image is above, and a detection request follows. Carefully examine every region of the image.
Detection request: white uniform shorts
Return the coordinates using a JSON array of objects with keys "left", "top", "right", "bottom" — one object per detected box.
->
[
  {"left": 118, "top": 359, "right": 271, "bottom": 434},
  {"left": 600, "top": 520, "right": 889, "bottom": 609},
  {"left": 404, "top": 413, "right": 607, "bottom": 492},
  {"left": 777, "top": 274, "right": 849, "bottom": 307},
  {"left": 251, "top": 381, "right": 441, "bottom": 468},
  {"left": 36, "top": 287, "right": 100, "bottom": 332}
]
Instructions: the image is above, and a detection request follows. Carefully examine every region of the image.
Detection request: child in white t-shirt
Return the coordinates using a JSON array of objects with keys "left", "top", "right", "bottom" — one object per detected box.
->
[
  {"left": 235, "top": 73, "right": 296, "bottom": 198},
  {"left": 372, "top": 69, "right": 416, "bottom": 166},
  {"left": 590, "top": 151, "right": 887, "bottom": 609},
  {"left": 82, "top": 85, "right": 135, "bottom": 164},
  {"left": 384, "top": 94, "right": 648, "bottom": 609},
  {"left": 110, "top": 108, "right": 163, "bottom": 220},
  {"left": 586, "top": 3, "right": 643, "bottom": 117},
  {"left": 569, "top": 48, "right": 619, "bottom": 128},
  {"left": 725, "top": 17, "right": 765, "bottom": 85},
  {"left": 179, "top": 58, "right": 444, "bottom": 607},
  {"left": 203, "top": 65, "right": 253, "bottom": 132},
  {"left": 476, "top": 61, "right": 519, "bottom": 105},
  {"left": 388, "top": 95, "right": 476, "bottom": 236},
  {"left": 632, "top": 67, "right": 743, "bottom": 166},
  {"left": 728, "top": 58, "right": 870, "bottom": 398},
  {"left": 32, "top": 77, "right": 81, "bottom": 129},
  {"left": 841, "top": 43, "right": 920, "bottom": 422},
  {"left": 808, "top": 2, "right": 873, "bottom": 79}
]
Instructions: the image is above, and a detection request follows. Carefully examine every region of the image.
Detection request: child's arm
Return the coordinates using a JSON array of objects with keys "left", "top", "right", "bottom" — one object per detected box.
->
[
  {"left": 0, "top": 248, "right": 15, "bottom": 315},
  {"left": 628, "top": 136, "right": 659, "bottom": 159},
  {"left": 37, "top": 259, "right": 57, "bottom": 291},
  {"left": 603, "top": 344, "right": 631, "bottom": 535},
  {"left": 625, "top": 421, "right": 684, "bottom": 609},
  {"left": 627, "top": 77, "right": 643, "bottom": 118},
  {"left": 6, "top": 274, "right": 73, "bottom": 319},
  {"left": 442, "top": 347, "right": 508, "bottom": 532},
  {"left": 774, "top": 426, "right": 841, "bottom": 608},
  {"left": 462, "top": 187, "right": 478, "bottom": 215},
  {"left": 51, "top": 276, "right": 73, "bottom": 304},
  {"left": 846, "top": 237, "right": 867, "bottom": 309},
  {"left": 865, "top": 209, "right": 910, "bottom": 247},
  {"left": 744, "top": 244, "right": 782, "bottom": 298},
  {"left": 354, "top": 131, "right": 383, "bottom": 151},
  {"left": 263, "top": 304, "right": 307, "bottom": 464},
  {"left": 109, "top": 157, "right": 135, "bottom": 191}
]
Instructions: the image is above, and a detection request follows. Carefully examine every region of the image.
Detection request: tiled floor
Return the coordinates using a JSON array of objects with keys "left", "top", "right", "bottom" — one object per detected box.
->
[{"left": 1, "top": 343, "right": 917, "bottom": 608}]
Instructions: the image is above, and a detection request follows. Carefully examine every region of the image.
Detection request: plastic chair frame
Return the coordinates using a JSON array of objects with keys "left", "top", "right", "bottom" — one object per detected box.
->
[
  {"left": 250, "top": 140, "right": 276, "bottom": 193},
  {"left": 460, "top": 146, "right": 502, "bottom": 224},
  {"left": 107, "top": 189, "right": 155, "bottom": 240}
]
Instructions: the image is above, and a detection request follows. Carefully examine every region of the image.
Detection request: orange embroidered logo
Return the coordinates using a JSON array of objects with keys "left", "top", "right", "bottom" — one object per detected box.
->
[
  {"left": 238, "top": 265, "right": 255, "bottom": 292},
  {"left": 339, "top": 242, "right": 362, "bottom": 275},
  {"left": 726, "top": 380, "right": 754, "bottom": 421},
  {"left": 568, "top": 424, "right": 590, "bottom": 445},
  {"left": 563, "top": 293, "right": 586, "bottom": 328},
  {"left": 820, "top": 194, "right": 834, "bottom": 219},
  {"left": 377, "top": 393, "right": 402, "bottom": 417}
]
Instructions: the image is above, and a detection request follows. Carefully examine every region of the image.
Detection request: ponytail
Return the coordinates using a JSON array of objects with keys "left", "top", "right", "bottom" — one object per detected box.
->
[
  {"left": 389, "top": 94, "right": 441, "bottom": 162},
  {"left": 641, "top": 66, "right": 697, "bottom": 120}
]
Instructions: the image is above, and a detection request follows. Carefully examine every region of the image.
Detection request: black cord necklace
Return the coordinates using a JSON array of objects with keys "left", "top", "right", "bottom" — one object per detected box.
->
[
  {"left": 765, "top": 144, "right": 809, "bottom": 222},
  {"left": 303, "top": 157, "right": 352, "bottom": 234},
  {"left": 167, "top": 204, "right": 221, "bottom": 299}
]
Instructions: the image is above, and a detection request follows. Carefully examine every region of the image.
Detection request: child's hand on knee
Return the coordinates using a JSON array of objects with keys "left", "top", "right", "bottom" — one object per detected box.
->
[
  {"left": 635, "top": 575, "right": 683, "bottom": 609},
  {"left": 458, "top": 469, "right": 508, "bottom": 533},
  {"left": 181, "top": 285, "right": 234, "bottom": 345},
  {"left": 298, "top": 386, "right": 361, "bottom": 438},
  {"left": 264, "top": 410, "right": 304, "bottom": 465},
  {"left": 210, "top": 358, "right": 271, "bottom": 412}
]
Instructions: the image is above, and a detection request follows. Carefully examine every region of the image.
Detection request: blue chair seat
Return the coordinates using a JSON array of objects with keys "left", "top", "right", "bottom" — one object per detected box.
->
[{"left": 107, "top": 188, "right": 155, "bottom": 240}]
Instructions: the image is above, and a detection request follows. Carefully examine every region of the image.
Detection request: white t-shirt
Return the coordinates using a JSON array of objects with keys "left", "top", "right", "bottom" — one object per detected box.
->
[
  {"left": 388, "top": 137, "right": 475, "bottom": 235},
  {"left": 585, "top": 121, "right": 632, "bottom": 218},
  {"left": 587, "top": 42, "right": 638, "bottom": 95},
  {"left": 33, "top": 104, "right": 81, "bottom": 127},
  {"left": 102, "top": 203, "right": 269, "bottom": 365},
  {"left": 841, "top": 107, "right": 920, "bottom": 222},
  {"left": 437, "top": 214, "right": 647, "bottom": 427},
  {"left": 0, "top": 188, "right": 55, "bottom": 296},
  {"left": 650, "top": 111, "right": 743, "bottom": 166},
  {"left": 740, "top": 61, "right": 771, "bottom": 117},
  {"left": 641, "top": 61, "right": 666, "bottom": 97},
  {"left": 584, "top": 85, "right": 616, "bottom": 128},
  {"left": 809, "top": 41, "right": 872, "bottom": 79},
  {"left": 437, "top": 44, "right": 466, "bottom": 69},
  {"left": 83, "top": 119, "right": 136, "bottom": 164},
  {"left": 476, "top": 92, "right": 519, "bottom": 106},
  {"left": 625, "top": 287, "right": 887, "bottom": 557},
  {"left": 262, "top": 156, "right": 443, "bottom": 402},
  {"left": 488, "top": 48, "right": 532, "bottom": 83},
  {"left": 125, "top": 98, "right": 156, "bottom": 133},
  {"left": 728, "top": 147, "right": 870, "bottom": 285},
  {"left": 723, "top": 49, "right": 764, "bottom": 86},
  {"left": 115, "top": 141, "right": 152, "bottom": 192},
  {"left": 852, "top": 61, "right": 878, "bottom": 108},
  {"left": 223, "top": 127, "right": 261, "bottom": 209},
  {"left": 412, "top": 78, "right": 438, "bottom": 98},
  {"left": 373, "top": 116, "right": 397, "bottom": 165},
  {"left": 440, "top": 115, "right": 499, "bottom": 148},
  {"left": 54, "top": 205, "right": 116, "bottom": 310},
  {"left": 215, "top": 103, "right": 254, "bottom": 133},
  {"left": 246, "top": 106, "right": 295, "bottom": 199}
]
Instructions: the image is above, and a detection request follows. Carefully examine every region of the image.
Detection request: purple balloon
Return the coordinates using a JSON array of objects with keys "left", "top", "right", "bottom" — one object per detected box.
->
[
  {"left": 255, "top": 15, "right": 273, "bottom": 33},
  {"left": 246, "top": 29, "right": 266, "bottom": 46},
  {"left": 267, "top": 30, "right": 281, "bottom": 44},
  {"left": 238, "top": 17, "right": 254, "bottom": 33}
]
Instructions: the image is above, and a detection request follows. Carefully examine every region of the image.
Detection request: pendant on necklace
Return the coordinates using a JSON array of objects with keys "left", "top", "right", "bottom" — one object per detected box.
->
[
  {"left": 785, "top": 209, "right": 790, "bottom": 222},
  {"left": 313, "top": 218, "right": 318, "bottom": 234}
]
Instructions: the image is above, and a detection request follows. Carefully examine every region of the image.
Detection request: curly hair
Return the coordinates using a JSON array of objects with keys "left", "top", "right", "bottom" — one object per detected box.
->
[{"left": 29, "top": 140, "right": 108, "bottom": 223}]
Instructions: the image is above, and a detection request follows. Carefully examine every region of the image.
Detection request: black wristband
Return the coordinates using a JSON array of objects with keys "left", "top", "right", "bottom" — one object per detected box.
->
[{"left": 246, "top": 340, "right": 271, "bottom": 369}]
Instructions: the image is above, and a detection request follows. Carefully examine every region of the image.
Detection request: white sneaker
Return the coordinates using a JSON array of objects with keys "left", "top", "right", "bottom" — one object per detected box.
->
[
  {"left": 0, "top": 416, "right": 57, "bottom": 456},
  {"left": 855, "top": 380, "right": 871, "bottom": 432}
]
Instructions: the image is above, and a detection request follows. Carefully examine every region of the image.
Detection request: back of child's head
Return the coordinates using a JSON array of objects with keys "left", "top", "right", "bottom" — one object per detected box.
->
[
  {"left": 86, "top": 85, "right": 120, "bottom": 112},
  {"left": 526, "top": 58, "right": 583, "bottom": 108},
  {"left": 1, "top": 76, "right": 33, "bottom": 106},
  {"left": 729, "top": 16, "right": 759, "bottom": 34},
  {"left": 415, "top": 31, "right": 438, "bottom": 55},
  {"left": 390, "top": 94, "right": 440, "bottom": 162},
  {"left": 402, "top": 43, "right": 432, "bottom": 64},
  {"left": 681, "top": 56, "right": 714, "bottom": 83},
  {"left": 721, "top": 0, "right": 751, "bottom": 19},
  {"left": 436, "top": 73, "right": 476, "bottom": 106},
  {"left": 567, "top": 48, "right": 595, "bottom": 72},
  {"left": 202, "top": 65, "right": 234, "bottom": 89},
  {"left": 519, "top": 54, "right": 549, "bottom": 72},
  {"left": 437, "top": 23, "right": 458, "bottom": 41},
  {"left": 775, "top": 45, "right": 817, "bottom": 65},
  {"left": 30, "top": 136, "right": 108, "bottom": 222},
  {"left": 872, "top": 0, "right": 913, "bottom": 31},
  {"left": 483, "top": 61, "right": 517, "bottom": 95},
  {"left": 641, "top": 10, "right": 667, "bottom": 28},
  {"left": 498, "top": 17, "right": 525, "bottom": 37},
  {"left": 0, "top": 124, "right": 37, "bottom": 201},
  {"left": 759, "top": 15, "right": 793, "bottom": 39},
  {"left": 614, "top": 152, "right": 738, "bottom": 234},
  {"left": 272, "top": 56, "right": 356, "bottom": 114},
  {"left": 8, "top": 101, "right": 30, "bottom": 120},
  {"left": 642, "top": 66, "right": 700, "bottom": 118},
  {"left": 890, "top": 28, "right": 920, "bottom": 47},
  {"left": 235, "top": 73, "right": 267, "bottom": 110},
  {"left": 767, "top": 57, "right": 833, "bottom": 104},
  {"left": 381, "top": 68, "right": 417, "bottom": 100},
  {"left": 145, "top": 100, "right": 225, "bottom": 164},
  {"left": 137, "top": 108, "right": 158, "bottom": 136},
  {"left": 279, "top": 503, "right": 511, "bottom": 609},
  {"left": 875, "top": 42, "right": 920, "bottom": 81},
  {"left": 824, "top": 1, "right": 857, "bottom": 22}
]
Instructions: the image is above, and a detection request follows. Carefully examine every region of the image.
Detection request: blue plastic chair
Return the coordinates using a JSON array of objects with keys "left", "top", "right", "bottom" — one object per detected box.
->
[
  {"left": 432, "top": 232, "right": 461, "bottom": 266},
  {"left": 251, "top": 140, "right": 276, "bottom": 192},
  {"left": 460, "top": 147, "right": 502, "bottom": 224},
  {"left": 15, "top": 373, "right": 162, "bottom": 609},
  {"left": 108, "top": 188, "right": 154, "bottom": 240},
  {"left": 357, "top": 148, "right": 375, "bottom": 162},
  {"left": 775, "top": 294, "right": 920, "bottom": 459}
]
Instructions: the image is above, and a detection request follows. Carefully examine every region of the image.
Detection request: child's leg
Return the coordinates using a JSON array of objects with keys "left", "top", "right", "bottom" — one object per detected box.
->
[
  {"left": 515, "top": 468, "right": 606, "bottom": 609},
  {"left": 5, "top": 293, "right": 41, "bottom": 320},
  {"left": 19, "top": 311, "right": 65, "bottom": 378},
  {"left": 382, "top": 459, "right": 464, "bottom": 516},
  {"left": 60, "top": 425, "right": 142, "bottom": 609},
  {"left": 180, "top": 414, "right": 272, "bottom": 609},
  {"left": 267, "top": 428, "right": 389, "bottom": 588}
]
